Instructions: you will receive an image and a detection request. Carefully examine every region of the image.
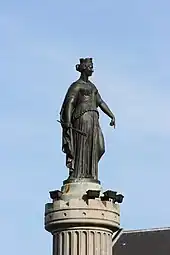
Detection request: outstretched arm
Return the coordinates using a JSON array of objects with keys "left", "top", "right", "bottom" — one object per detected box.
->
[
  {"left": 99, "top": 101, "right": 115, "bottom": 119},
  {"left": 97, "top": 92, "right": 116, "bottom": 127}
]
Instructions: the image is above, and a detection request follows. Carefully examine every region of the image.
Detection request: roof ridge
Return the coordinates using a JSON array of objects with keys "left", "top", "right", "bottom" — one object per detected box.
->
[{"left": 124, "top": 227, "right": 170, "bottom": 233}]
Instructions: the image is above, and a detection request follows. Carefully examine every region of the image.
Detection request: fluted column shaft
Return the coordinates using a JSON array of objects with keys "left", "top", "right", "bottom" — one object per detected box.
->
[{"left": 53, "top": 227, "right": 112, "bottom": 255}]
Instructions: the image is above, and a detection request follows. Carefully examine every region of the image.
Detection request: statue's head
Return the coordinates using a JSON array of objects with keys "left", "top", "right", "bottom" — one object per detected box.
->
[{"left": 76, "top": 58, "right": 94, "bottom": 77}]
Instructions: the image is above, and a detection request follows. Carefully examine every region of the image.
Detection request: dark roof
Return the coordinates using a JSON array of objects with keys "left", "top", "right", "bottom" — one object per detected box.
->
[{"left": 113, "top": 227, "right": 170, "bottom": 255}]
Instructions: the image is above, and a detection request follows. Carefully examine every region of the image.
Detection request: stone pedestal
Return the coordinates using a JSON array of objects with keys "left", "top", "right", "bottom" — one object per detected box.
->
[{"left": 45, "top": 180, "right": 121, "bottom": 255}]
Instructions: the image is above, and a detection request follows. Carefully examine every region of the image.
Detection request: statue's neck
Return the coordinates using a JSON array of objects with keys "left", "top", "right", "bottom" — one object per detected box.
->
[{"left": 80, "top": 73, "right": 89, "bottom": 82}]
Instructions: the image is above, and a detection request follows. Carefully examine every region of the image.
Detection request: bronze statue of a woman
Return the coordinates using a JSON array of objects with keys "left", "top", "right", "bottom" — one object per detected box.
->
[{"left": 60, "top": 58, "right": 115, "bottom": 182}]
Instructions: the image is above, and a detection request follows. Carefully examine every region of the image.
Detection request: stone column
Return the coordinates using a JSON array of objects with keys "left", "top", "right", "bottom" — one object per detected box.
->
[
  {"left": 45, "top": 180, "right": 121, "bottom": 255},
  {"left": 52, "top": 227, "right": 113, "bottom": 255}
]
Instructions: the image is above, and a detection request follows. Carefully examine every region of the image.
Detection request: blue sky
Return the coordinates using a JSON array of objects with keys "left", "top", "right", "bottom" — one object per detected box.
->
[{"left": 1, "top": 0, "right": 170, "bottom": 254}]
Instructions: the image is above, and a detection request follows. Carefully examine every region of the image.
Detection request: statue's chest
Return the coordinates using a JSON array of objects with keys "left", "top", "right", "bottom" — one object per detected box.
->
[{"left": 79, "top": 83, "right": 96, "bottom": 97}]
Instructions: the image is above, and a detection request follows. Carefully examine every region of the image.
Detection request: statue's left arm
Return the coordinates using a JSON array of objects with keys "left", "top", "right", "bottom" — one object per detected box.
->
[{"left": 97, "top": 91, "right": 116, "bottom": 128}]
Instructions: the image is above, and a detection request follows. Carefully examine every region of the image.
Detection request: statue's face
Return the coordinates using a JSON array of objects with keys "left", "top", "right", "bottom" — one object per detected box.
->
[{"left": 85, "top": 63, "right": 94, "bottom": 76}]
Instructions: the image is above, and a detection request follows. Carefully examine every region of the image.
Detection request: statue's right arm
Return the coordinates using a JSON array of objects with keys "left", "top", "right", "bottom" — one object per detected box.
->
[{"left": 60, "top": 83, "right": 78, "bottom": 127}]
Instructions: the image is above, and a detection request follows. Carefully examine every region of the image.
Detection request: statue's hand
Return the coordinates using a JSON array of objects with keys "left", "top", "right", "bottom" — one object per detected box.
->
[
  {"left": 110, "top": 116, "right": 116, "bottom": 128},
  {"left": 62, "top": 122, "right": 72, "bottom": 129}
]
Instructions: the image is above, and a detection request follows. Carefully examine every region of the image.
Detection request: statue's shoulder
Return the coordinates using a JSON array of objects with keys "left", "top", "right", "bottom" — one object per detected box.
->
[
  {"left": 89, "top": 81, "right": 98, "bottom": 92},
  {"left": 89, "top": 80, "right": 95, "bottom": 85},
  {"left": 88, "top": 80, "right": 96, "bottom": 87},
  {"left": 68, "top": 79, "right": 82, "bottom": 90}
]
